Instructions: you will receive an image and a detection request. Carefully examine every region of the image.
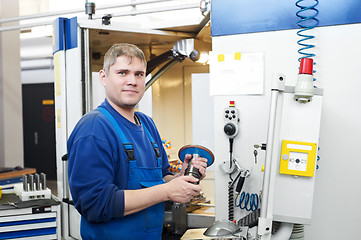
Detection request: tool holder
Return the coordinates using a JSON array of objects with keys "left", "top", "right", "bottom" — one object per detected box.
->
[{"left": 14, "top": 183, "right": 51, "bottom": 201}]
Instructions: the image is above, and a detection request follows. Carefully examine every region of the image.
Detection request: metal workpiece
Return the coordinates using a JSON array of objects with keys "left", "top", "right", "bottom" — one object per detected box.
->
[
  {"left": 23, "top": 173, "right": 47, "bottom": 191},
  {"left": 178, "top": 145, "right": 215, "bottom": 183},
  {"left": 184, "top": 153, "right": 202, "bottom": 182},
  {"left": 34, "top": 173, "right": 40, "bottom": 191},
  {"left": 22, "top": 175, "right": 28, "bottom": 191},
  {"left": 28, "top": 174, "right": 34, "bottom": 191},
  {"left": 40, "top": 173, "right": 46, "bottom": 190},
  {"left": 14, "top": 173, "right": 52, "bottom": 201}
]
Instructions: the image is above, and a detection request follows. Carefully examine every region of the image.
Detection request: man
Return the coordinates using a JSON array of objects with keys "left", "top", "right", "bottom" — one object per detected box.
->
[{"left": 67, "top": 43, "right": 208, "bottom": 240}]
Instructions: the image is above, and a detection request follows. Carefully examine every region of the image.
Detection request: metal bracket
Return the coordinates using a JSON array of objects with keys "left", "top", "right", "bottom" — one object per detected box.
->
[
  {"left": 258, "top": 217, "right": 273, "bottom": 236},
  {"left": 271, "top": 73, "right": 286, "bottom": 92},
  {"left": 102, "top": 14, "right": 112, "bottom": 25}
]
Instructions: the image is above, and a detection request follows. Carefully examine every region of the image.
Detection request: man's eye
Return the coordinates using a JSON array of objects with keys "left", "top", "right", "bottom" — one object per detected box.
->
[
  {"left": 118, "top": 72, "right": 126, "bottom": 75},
  {"left": 136, "top": 73, "right": 144, "bottom": 77}
]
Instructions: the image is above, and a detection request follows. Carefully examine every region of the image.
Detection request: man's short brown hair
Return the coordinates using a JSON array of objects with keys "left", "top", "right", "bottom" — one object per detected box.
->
[{"left": 103, "top": 43, "right": 146, "bottom": 75}]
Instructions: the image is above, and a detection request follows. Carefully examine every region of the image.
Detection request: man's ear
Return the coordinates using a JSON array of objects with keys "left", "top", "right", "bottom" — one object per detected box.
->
[{"left": 99, "top": 69, "right": 106, "bottom": 86}]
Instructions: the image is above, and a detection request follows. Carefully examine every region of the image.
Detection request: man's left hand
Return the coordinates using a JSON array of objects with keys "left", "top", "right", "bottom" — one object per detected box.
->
[{"left": 180, "top": 154, "right": 208, "bottom": 180}]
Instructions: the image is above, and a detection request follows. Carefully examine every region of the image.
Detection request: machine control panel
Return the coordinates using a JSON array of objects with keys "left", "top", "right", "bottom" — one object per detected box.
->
[
  {"left": 223, "top": 101, "right": 240, "bottom": 138},
  {"left": 279, "top": 140, "right": 317, "bottom": 177},
  {"left": 224, "top": 108, "right": 238, "bottom": 121}
]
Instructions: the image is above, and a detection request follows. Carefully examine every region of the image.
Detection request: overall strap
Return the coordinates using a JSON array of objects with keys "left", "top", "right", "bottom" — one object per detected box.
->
[
  {"left": 139, "top": 119, "right": 161, "bottom": 165},
  {"left": 97, "top": 107, "right": 135, "bottom": 162}
]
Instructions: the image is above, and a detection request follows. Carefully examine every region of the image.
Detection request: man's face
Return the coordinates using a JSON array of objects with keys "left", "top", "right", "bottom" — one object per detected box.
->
[{"left": 100, "top": 55, "right": 146, "bottom": 110}]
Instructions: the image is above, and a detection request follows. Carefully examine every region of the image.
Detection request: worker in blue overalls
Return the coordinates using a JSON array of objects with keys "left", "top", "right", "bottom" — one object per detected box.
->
[{"left": 67, "top": 43, "right": 208, "bottom": 240}]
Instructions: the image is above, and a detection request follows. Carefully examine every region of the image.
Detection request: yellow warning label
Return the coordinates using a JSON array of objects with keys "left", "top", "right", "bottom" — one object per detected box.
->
[
  {"left": 218, "top": 54, "right": 225, "bottom": 62},
  {"left": 42, "top": 100, "right": 54, "bottom": 105}
]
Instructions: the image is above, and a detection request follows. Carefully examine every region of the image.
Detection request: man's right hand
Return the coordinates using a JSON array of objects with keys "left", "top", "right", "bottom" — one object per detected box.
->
[{"left": 163, "top": 175, "right": 202, "bottom": 203}]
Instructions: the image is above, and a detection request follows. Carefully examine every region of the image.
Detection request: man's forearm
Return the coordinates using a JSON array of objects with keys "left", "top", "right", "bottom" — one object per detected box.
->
[
  {"left": 123, "top": 174, "right": 202, "bottom": 216},
  {"left": 123, "top": 175, "right": 179, "bottom": 216},
  {"left": 123, "top": 184, "right": 169, "bottom": 216}
]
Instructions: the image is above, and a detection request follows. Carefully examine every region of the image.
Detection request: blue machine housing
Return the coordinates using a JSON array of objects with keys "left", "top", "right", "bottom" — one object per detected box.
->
[
  {"left": 53, "top": 17, "right": 78, "bottom": 54},
  {"left": 211, "top": 0, "right": 361, "bottom": 36}
]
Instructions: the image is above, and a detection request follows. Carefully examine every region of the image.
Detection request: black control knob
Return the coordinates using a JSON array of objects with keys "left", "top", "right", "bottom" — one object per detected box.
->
[{"left": 224, "top": 123, "right": 236, "bottom": 136}]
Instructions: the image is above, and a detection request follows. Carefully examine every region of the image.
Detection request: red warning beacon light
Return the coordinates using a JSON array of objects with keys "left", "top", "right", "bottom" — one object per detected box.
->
[
  {"left": 299, "top": 58, "right": 313, "bottom": 75},
  {"left": 294, "top": 57, "right": 314, "bottom": 103}
]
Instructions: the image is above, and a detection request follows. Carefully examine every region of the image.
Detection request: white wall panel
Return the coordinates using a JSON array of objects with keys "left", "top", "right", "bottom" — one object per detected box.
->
[{"left": 212, "top": 23, "right": 361, "bottom": 239}]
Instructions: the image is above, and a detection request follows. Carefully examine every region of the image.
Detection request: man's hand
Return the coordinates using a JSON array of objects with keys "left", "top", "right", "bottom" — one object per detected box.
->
[
  {"left": 179, "top": 154, "right": 208, "bottom": 180},
  {"left": 163, "top": 175, "right": 202, "bottom": 203},
  {"left": 124, "top": 175, "right": 201, "bottom": 215},
  {"left": 124, "top": 156, "right": 209, "bottom": 215}
]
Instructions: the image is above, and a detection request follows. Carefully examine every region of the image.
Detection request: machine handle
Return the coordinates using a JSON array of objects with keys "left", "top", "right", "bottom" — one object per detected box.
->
[{"left": 236, "top": 176, "right": 245, "bottom": 193}]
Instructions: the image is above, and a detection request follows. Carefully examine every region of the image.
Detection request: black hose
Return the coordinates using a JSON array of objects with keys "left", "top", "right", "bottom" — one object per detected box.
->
[{"left": 228, "top": 181, "right": 234, "bottom": 221}]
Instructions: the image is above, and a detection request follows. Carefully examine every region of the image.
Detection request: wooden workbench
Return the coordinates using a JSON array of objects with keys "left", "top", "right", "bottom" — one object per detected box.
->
[{"left": 0, "top": 168, "right": 36, "bottom": 180}]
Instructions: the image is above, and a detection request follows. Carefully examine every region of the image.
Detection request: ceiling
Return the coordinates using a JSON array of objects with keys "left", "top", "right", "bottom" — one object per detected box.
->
[{"left": 83, "top": 12, "right": 211, "bottom": 71}]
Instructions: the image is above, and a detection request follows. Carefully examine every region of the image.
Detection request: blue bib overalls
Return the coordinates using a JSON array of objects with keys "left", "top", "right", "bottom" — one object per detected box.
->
[{"left": 80, "top": 107, "right": 165, "bottom": 240}]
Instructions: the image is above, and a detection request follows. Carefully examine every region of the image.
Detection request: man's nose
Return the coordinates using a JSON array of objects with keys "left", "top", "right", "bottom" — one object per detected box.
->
[{"left": 126, "top": 74, "right": 137, "bottom": 85}]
